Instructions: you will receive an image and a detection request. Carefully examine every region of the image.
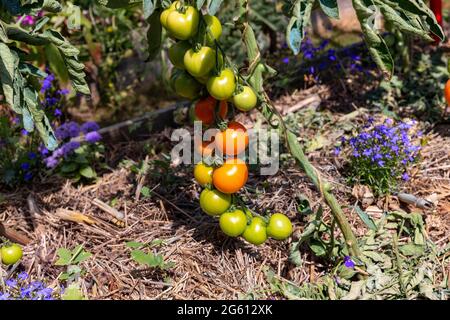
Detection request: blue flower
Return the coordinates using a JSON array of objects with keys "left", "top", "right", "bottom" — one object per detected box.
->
[
  {"left": 44, "top": 156, "right": 59, "bottom": 168},
  {"left": 28, "top": 152, "right": 37, "bottom": 160},
  {"left": 6, "top": 279, "right": 17, "bottom": 288},
  {"left": 24, "top": 172, "right": 33, "bottom": 181},
  {"left": 40, "top": 74, "right": 55, "bottom": 93},
  {"left": 21, "top": 129, "right": 29, "bottom": 136},
  {"left": 282, "top": 57, "right": 289, "bottom": 64},
  {"left": 54, "top": 108, "right": 62, "bottom": 117},
  {"left": 17, "top": 272, "right": 29, "bottom": 280},
  {"left": 80, "top": 121, "right": 100, "bottom": 134},
  {"left": 402, "top": 172, "right": 410, "bottom": 181},
  {"left": 0, "top": 292, "right": 11, "bottom": 300},
  {"left": 85, "top": 131, "right": 102, "bottom": 144},
  {"left": 20, "top": 162, "right": 30, "bottom": 170},
  {"left": 344, "top": 256, "right": 355, "bottom": 269},
  {"left": 61, "top": 141, "right": 81, "bottom": 156}
]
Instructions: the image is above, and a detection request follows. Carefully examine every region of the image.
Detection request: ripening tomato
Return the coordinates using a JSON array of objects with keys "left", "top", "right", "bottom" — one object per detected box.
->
[
  {"left": 445, "top": 79, "right": 450, "bottom": 106},
  {"left": 212, "top": 158, "right": 248, "bottom": 194},
  {"left": 195, "top": 96, "right": 228, "bottom": 125},
  {"left": 168, "top": 41, "right": 191, "bottom": 69},
  {"left": 160, "top": 1, "right": 179, "bottom": 28},
  {"left": 199, "top": 189, "right": 232, "bottom": 216},
  {"left": 266, "top": 213, "right": 293, "bottom": 240},
  {"left": 194, "top": 162, "right": 213, "bottom": 186},
  {"left": 219, "top": 209, "right": 248, "bottom": 237},
  {"left": 173, "top": 71, "right": 201, "bottom": 99},
  {"left": 207, "top": 68, "right": 236, "bottom": 100},
  {"left": 215, "top": 121, "right": 249, "bottom": 156},
  {"left": 184, "top": 46, "right": 216, "bottom": 78},
  {"left": 195, "top": 137, "right": 215, "bottom": 157},
  {"left": 233, "top": 86, "right": 258, "bottom": 111},
  {"left": 242, "top": 217, "right": 267, "bottom": 245},
  {"left": 204, "top": 15, "right": 222, "bottom": 45},
  {"left": 166, "top": 5, "right": 199, "bottom": 40},
  {"left": 0, "top": 243, "right": 23, "bottom": 265}
]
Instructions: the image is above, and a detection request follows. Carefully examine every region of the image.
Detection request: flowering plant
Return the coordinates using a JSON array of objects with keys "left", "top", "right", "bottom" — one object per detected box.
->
[
  {"left": 43, "top": 121, "right": 105, "bottom": 183},
  {"left": 335, "top": 118, "right": 422, "bottom": 195},
  {"left": 0, "top": 272, "right": 55, "bottom": 300}
]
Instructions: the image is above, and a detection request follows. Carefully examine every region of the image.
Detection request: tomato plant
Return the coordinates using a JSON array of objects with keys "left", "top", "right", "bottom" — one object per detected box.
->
[
  {"left": 194, "top": 96, "right": 228, "bottom": 125},
  {"left": 219, "top": 209, "right": 248, "bottom": 237},
  {"left": 266, "top": 213, "right": 293, "bottom": 240},
  {"left": 199, "top": 188, "right": 232, "bottom": 216},
  {"left": 0, "top": 243, "right": 23, "bottom": 265},
  {"left": 166, "top": 4, "right": 199, "bottom": 40},
  {"left": 194, "top": 162, "right": 213, "bottom": 186},
  {"left": 172, "top": 71, "right": 202, "bottom": 99},
  {"left": 168, "top": 41, "right": 191, "bottom": 70},
  {"left": 184, "top": 46, "right": 216, "bottom": 78},
  {"left": 215, "top": 121, "right": 249, "bottom": 156},
  {"left": 242, "top": 217, "right": 267, "bottom": 246},
  {"left": 207, "top": 68, "right": 236, "bottom": 100},
  {"left": 232, "top": 86, "right": 258, "bottom": 112},
  {"left": 212, "top": 158, "right": 248, "bottom": 194}
]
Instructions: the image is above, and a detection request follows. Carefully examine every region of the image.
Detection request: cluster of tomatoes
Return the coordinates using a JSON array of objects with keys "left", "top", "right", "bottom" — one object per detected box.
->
[
  {"left": 160, "top": 2, "right": 293, "bottom": 245},
  {"left": 0, "top": 243, "right": 23, "bottom": 266}
]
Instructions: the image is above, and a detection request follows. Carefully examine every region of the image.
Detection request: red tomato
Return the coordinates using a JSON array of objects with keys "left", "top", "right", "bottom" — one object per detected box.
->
[
  {"left": 195, "top": 96, "right": 228, "bottom": 125},
  {"left": 212, "top": 158, "right": 248, "bottom": 194},
  {"left": 215, "top": 121, "right": 249, "bottom": 156}
]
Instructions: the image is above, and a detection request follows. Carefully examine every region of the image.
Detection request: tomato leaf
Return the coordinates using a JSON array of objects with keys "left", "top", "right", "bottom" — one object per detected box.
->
[
  {"left": 207, "top": 0, "right": 224, "bottom": 15},
  {"left": 143, "top": 0, "right": 156, "bottom": 19},
  {"left": 80, "top": 166, "right": 96, "bottom": 179},
  {"left": 96, "top": 0, "right": 142, "bottom": 8},
  {"left": 126, "top": 241, "right": 144, "bottom": 248},
  {"left": 318, "top": 0, "right": 339, "bottom": 19},
  {"left": 286, "top": 0, "right": 315, "bottom": 55},
  {"left": 146, "top": 10, "right": 162, "bottom": 62},
  {"left": 55, "top": 248, "right": 72, "bottom": 266}
]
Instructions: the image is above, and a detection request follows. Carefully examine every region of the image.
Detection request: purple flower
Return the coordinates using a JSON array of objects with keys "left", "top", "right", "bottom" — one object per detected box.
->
[
  {"left": 67, "top": 122, "right": 80, "bottom": 138},
  {"left": 28, "top": 152, "right": 37, "bottom": 160},
  {"left": 282, "top": 57, "right": 289, "bottom": 64},
  {"left": 80, "top": 121, "right": 100, "bottom": 134},
  {"left": 57, "top": 89, "right": 70, "bottom": 95},
  {"left": 328, "top": 49, "right": 337, "bottom": 61},
  {"left": 61, "top": 141, "right": 81, "bottom": 156},
  {"left": 44, "top": 156, "right": 59, "bottom": 168},
  {"left": 54, "top": 108, "right": 63, "bottom": 117},
  {"left": 0, "top": 292, "right": 11, "bottom": 300},
  {"left": 39, "top": 145, "right": 49, "bottom": 156},
  {"left": 344, "top": 256, "right": 355, "bottom": 269},
  {"left": 334, "top": 146, "right": 341, "bottom": 156},
  {"left": 402, "top": 172, "right": 410, "bottom": 181},
  {"left": 21, "top": 129, "right": 29, "bottom": 136},
  {"left": 17, "top": 272, "right": 29, "bottom": 281},
  {"left": 20, "top": 162, "right": 30, "bottom": 170},
  {"left": 40, "top": 74, "right": 55, "bottom": 93},
  {"left": 6, "top": 279, "right": 17, "bottom": 288},
  {"left": 24, "top": 172, "right": 33, "bottom": 181},
  {"left": 85, "top": 131, "right": 102, "bottom": 144}
]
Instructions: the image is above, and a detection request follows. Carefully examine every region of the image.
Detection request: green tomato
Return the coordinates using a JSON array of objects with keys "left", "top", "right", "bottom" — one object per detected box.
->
[
  {"left": 184, "top": 46, "right": 216, "bottom": 78},
  {"left": 232, "top": 86, "right": 257, "bottom": 111},
  {"left": 160, "top": 1, "right": 179, "bottom": 28},
  {"left": 166, "top": 5, "right": 199, "bottom": 40},
  {"left": 266, "top": 213, "right": 293, "bottom": 240},
  {"left": 206, "top": 68, "right": 236, "bottom": 100},
  {"left": 168, "top": 41, "right": 191, "bottom": 70},
  {"left": 242, "top": 216, "right": 267, "bottom": 245},
  {"left": 199, "top": 189, "right": 231, "bottom": 216},
  {"left": 204, "top": 15, "right": 222, "bottom": 45},
  {"left": 1, "top": 243, "right": 23, "bottom": 265},
  {"left": 219, "top": 209, "right": 247, "bottom": 237},
  {"left": 173, "top": 71, "right": 201, "bottom": 100}
]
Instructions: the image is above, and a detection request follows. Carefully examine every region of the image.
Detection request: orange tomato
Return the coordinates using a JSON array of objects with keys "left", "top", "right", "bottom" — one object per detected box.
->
[
  {"left": 445, "top": 79, "right": 450, "bottom": 106},
  {"left": 195, "top": 137, "right": 215, "bottom": 157},
  {"left": 195, "top": 96, "right": 228, "bottom": 125},
  {"left": 213, "top": 158, "right": 248, "bottom": 193},
  {"left": 215, "top": 121, "right": 249, "bottom": 156}
]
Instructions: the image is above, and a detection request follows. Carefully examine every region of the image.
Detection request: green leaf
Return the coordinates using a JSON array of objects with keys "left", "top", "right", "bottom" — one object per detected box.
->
[
  {"left": 196, "top": 0, "right": 206, "bottom": 10},
  {"left": 143, "top": 0, "right": 156, "bottom": 19},
  {"left": 352, "top": 0, "right": 394, "bottom": 78},
  {"left": 207, "top": 0, "right": 223, "bottom": 15},
  {"left": 399, "top": 243, "right": 425, "bottom": 256},
  {"left": 286, "top": 0, "right": 315, "bottom": 55},
  {"left": 42, "top": 0, "right": 62, "bottom": 13},
  {"left": 319, "top": 0, "right": 339, "bottom": 19},
  {"left": 55, "top": 248, "right": 72, "bottom": 266},
  {"left": 140, "top": 186, "right": 151, "bottom": 198},
  {"left": 61, "top": 162, "right": 78, "bottom": 173},
  {"left": 309, "top": 240, "right": 327, "bottom": 257},
  {"left": 79, "top": 166, "right": 96, "bottom": 179},
  {"left": 72, "top": 251, "right": 92, "bottom": 264},
  {"left": 354, "top": 205, "right": 378, "bottom": 231},
  {"left": 97, "top": 0, "right": 142, "bottom": 8},
  {"left": 131, "top": 249, "right": 154, "bottom": 266},
  {"left": 126, "top": 241, "right": 144, "bottom": 248},
  {"left": 146, "top": 10, "right": 162, "bottom": 61},
  {"left": 2, "top": 0, "right": 21, "bottom": 15},
  {"left": 0, "top": 43, "right": 17, "bottom": 109},
  {"left": 19, "top": 62, "right": 48, "bottom": 78},
  {"left": 61, "top": 283, "right": 86, "bottom": 300},
  {"left": 45, "top": 43, "right": 69, "bottom": 84}
]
